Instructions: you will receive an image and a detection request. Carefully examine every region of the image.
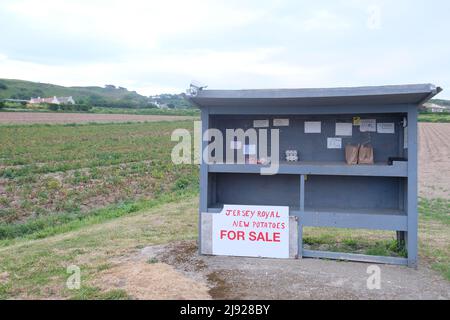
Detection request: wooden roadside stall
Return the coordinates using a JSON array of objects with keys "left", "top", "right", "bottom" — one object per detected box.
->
[{"left": 188, "top": 84, "right": 442, "bottom": 267}]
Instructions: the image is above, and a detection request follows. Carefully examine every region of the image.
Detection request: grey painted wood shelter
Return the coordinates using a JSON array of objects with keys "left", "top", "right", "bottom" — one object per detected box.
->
[{"left": 189, "top": 84, "right": 442, "bottom": 268}]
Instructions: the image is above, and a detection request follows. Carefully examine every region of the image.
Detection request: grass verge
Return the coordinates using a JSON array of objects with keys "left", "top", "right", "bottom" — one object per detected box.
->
[
  {"left": 418, "top": 112, "right": 450, "bottom": 123},
  {"left": 0, "top": 196, "right": 199, "bottom": 299},
  {"left": 304, "top": 198, "right": 449, "bottom": 280}
]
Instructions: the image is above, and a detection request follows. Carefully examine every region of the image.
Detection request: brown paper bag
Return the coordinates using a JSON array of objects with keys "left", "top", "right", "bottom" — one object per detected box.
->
[
  {"left": 358, "top": 144, "right": 374, "bottom": 165},
  {"left": 345, "top": 144, "right": 360, "bottom": 165}
]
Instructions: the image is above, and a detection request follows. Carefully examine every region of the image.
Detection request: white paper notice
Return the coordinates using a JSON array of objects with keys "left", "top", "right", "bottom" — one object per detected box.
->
[
  {"left": 230, "top": 140, "right": 242, "bottom": 150},
  {"left": 273, "top": 118, "right": 289, "bottom": 127},
  {"left": 243, "top": 144, "right": 256, "bottom": 155},
  {"left": 335, "top": 123, "right": 353, "bottom": 136},
  {"left": 360, "top": 119, "right": 377, "bottom": 132},
  {"left": 377, "top": 123, "right": 395, "bottom": 134},
  {"left": 212, "top": 205, "right": 290, "bottom": 259},
  {"left": 327, "top": 138, "right": 342, "bottom": 149},
  {"left": 305, "top": 121, "right": 321, "bottom": 133},
  {"left": 253, "top": 120, "right": 269, "bottom": 128}
]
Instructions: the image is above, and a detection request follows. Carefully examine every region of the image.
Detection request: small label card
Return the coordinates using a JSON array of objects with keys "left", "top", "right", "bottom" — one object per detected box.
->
[
  {"left": 377, "top": 123, "right": 395, "bottom": 134},
  {"left": 360, "top": 119, "right": 377, "bottom": 132},
  {"left": 327, "top": 137, "right": 342, "bottom": 149},
  {"left": 305, "top": 121, "right": 321, "bottom": 133},
  {"left": 273, "top": 118, "right": 289, "bottom": 127},
  {"left": 353, "top": 117, "right": 361, "bottom": 126},
  {"left": 253, "top": 120, "right": 269, "bottom": 128}
]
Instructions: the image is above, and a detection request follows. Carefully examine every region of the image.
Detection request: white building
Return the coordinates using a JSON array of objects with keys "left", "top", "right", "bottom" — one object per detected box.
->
[
  {"left": 424, "top": 103, "right": 448, "bottom": 113},
  {"left": 29, "top": 96, "right": 76, "bottom": 105}
]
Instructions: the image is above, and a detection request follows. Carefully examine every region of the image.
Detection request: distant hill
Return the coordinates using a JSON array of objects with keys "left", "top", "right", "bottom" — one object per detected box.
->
[{"left": 0, "top": 78, "right": 193, "bottom": 109}]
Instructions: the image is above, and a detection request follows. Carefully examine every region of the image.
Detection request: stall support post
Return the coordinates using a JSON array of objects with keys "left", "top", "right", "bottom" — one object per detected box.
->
[
  {"left": 407, "top": 107, "right": 418, "bottom": 268},
  {"left": 297, "top": 174, "right": 306, "bottom": 259},
  {"left": 199, "top": 107, "right": 209, "bottom": 254}
]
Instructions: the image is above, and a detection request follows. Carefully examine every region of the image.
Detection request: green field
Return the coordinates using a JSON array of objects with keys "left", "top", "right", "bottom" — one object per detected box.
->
[
  {"left": 0, "top": 121, "right": 198, "bottom": 237},
  {"left": 418, "top": 112, "right": 450, "bottom": 123}
]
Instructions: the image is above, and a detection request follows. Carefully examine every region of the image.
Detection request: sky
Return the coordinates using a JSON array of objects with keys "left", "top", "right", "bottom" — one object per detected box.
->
[{"left": 0, "top": 0, "right": 449, "bottom": 98}]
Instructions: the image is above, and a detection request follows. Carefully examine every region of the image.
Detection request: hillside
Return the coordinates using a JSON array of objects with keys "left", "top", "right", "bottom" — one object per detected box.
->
[{"left": 0, "top": 78, "right": 193, "bottom": 109}]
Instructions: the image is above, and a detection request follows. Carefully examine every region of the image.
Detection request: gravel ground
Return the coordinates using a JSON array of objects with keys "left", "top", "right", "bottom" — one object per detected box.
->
[{"left": 144, "top": 241, "right": 450, "bottom": 300}]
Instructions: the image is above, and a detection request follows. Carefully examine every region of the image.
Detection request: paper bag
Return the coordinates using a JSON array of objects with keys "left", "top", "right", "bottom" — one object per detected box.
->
[
  {"left": 358, "top": 144, "right": 374, "bottom": 165},
  {"left": 345, "top": 144, "right": 360, "bottom": 165}
]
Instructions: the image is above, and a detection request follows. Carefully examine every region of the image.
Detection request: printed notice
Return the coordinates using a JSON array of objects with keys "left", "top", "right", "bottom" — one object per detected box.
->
[
  {"left": 360, "top": 119, "right": 377, "bottom": 132},
  {"left": 273, "top": 118, "right": 289, "bottom": 126},
  {"left": 212, "top": 205, "right": 290, "bottom": 259},
  {"left": 335, "top": 123, "right": 353, "bottom": 136},
  {"left": 377, "top": 123, "right": 395, "bottom": 134},
  {"left": 327, "top": 137, "right": 342, "bottom": 149},
  {"left": 253, "top": 120, "right": 269, "bottom": 128},
  {"left": 305, "top": 121, "right": 321, "bottom": 133},
  {"left": 243, "top": 144, "right": 257, "bottom": 155}
]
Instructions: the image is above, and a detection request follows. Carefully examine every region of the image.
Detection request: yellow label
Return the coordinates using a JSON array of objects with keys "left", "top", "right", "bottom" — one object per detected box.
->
[{"left": 353, "top": 117, "right": 361, "bottom": 126}]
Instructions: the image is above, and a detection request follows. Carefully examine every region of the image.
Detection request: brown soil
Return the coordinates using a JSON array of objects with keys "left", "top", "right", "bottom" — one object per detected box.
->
[
  {"left": 418, "top": 123, "right": 450, "bottom": 199},
  {"left": 0, "top": 112, "right": 195, "bottom": 124},
  {"left": 95, "top": 260, "right": 210, "bottom": 300}
]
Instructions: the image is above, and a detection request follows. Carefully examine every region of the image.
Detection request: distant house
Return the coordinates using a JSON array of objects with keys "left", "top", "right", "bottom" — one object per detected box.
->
[
  {"left": 423, "top": 103, "right": 449, "bottom": 113},
  {"left": 150, "top": 100, "right": 170, "bottom": 109},
  {"left": 29, "top": 96, "right": 75, "bottom": 105}
]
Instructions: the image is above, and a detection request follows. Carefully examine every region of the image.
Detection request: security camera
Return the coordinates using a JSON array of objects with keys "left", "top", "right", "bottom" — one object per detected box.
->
[{"left": 188, "top": 81, "right": 207, "bottom": 96}]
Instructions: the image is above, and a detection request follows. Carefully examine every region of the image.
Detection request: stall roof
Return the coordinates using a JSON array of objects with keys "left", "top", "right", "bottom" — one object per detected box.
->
[{"left": 189, "top": 84, "right": 442, "bottom": 108}]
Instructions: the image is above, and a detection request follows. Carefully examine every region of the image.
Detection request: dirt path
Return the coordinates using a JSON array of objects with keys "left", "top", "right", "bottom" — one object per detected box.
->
[
  {"left": 419, "top": 123, "right": 450, "bottom": 199},
  {"left": 142, "top": 241, "right": 450, "bottom": 300},
  {"left": 0, "top": 112, "right": 196, "bottom": 124}
]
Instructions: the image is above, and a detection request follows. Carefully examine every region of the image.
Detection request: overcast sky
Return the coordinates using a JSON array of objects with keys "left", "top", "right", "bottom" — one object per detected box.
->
[{"left": 0, "top": 0, "right": 449, "bottom": 98}]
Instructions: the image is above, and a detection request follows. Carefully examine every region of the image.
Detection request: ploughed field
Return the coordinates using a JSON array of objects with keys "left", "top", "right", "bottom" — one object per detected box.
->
[
  {"left": 418, "top": 123, "right": 450, "bottom": 199},
  {"left": 0, "top": 121, "right": 198, "bottom": 227},
  {"left": 0, "top": 111, "right": 196, "bottom": 124}
]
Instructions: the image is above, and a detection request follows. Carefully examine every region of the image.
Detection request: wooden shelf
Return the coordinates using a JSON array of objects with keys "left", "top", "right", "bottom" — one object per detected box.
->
[
  {"left": 298, "top": 207, "right": 407, "bottom": 231},
  {"left": 208, "top": 161, "right": 407, "bottom": 177}
]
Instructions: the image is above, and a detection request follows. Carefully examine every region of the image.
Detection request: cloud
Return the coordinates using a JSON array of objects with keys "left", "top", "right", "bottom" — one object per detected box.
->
[
  {"left": 301, "top": 10, "right": 351, "bottom": 31},
  {"left": 0, "top": 0, "right": 448, "bottom": 98}
]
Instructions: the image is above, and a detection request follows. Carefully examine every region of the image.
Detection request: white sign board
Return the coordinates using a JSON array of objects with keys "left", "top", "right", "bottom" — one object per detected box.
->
[
  {"left": 212, "top": 205, "right": 289, "bottom": 259},
  {"left": 335, "top": 123, "right": 353, "bottom": 136},
  {"left": 327, "top": 137, "right": 342, "bottom": 149},
  {"left": 360, "top": 119, "right": 377, "bottom": 132},
  {"left": 304, "top": 121, "right": 321, "bottom": 133},
  {"left": 377, "top": 123, "right": 395, "bottom": 134}
]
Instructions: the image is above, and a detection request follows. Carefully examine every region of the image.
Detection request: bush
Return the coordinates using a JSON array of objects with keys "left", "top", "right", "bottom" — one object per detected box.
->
[
  {"left": 0, "top": 82, "right": 7, "bottom": 90},
  {"left": 0, "top": 101, "right": 5, "bottom": 109},
  {"left": 47, "top": 103, "right": 59, "bottom": 111},
  {"left": 44, "top": 103, "right": 92, "bottom": 112}
]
